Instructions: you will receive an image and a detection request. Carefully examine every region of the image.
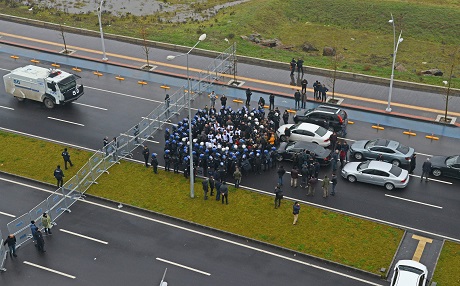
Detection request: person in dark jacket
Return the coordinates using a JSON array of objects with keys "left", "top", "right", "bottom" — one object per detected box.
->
[
  {"left": 296, "top": 59, "right": 304, "bottom": 76},
  {"left": 307, "top": 176, "right": 317, "bottom": 196},
  {"left": 421, "top": 158, "right": 432, "bottom": 182},
  {"left": 269, "top": 94, "right": 275, "bottom": 110},
  {"left": 409, "top": 153, "right": 417, "bottom": 174},
  {"left": 202, "top": 178, "right": 209, "bottom": 200},
  {"left": 142, "top": 146, "right": 150, "bottom": 167},
  {"left": 245, "top": 88, "right": 252, "bottom": 106},
  {"left": 292, "top": 202, "right": 300, "bottom": 225},
  {"left": 220, "top": 94, "right": 228, "bottom": 108},
  {"left": 35, "top": 229, "right": 45, "bottom": 253},
  {"left": 61, "top": 148, "right": 73, "bottom": 170},
  {"left": 289, "top": 58, "right": 296, "bottom": 76},
  {"left": 294, "top": 90, "right": 301, "bottom": 110},
  {"left": 220, "top": 182, "right": 229, "bottom": 204},
  {"left": 321, "top": 84, "right": 328, "bottom": 102},
  {"left": 54, "top": 165, "right": 64, "bottom": 188},
  {"left": 4, "top": 234, "right": 17, "bottom": 257},
  {"left": 277, "top": 166, "right": 286, "bottom": 186},
  {"left": 274, "top": 184, "right": 283, "bottom": 208},
  {"left": 301, "top": 78, "right": 308, "bottom": 94},
  {"left": 290, "top": 166, "right": 299, "bottom": 188},
  {"left": 151, "top": 153, "right": 159, "bottom": 174},
  {"left": 209, "top": 176, "right": 215, "bottom": 196},
  {"left": 282, "top": 110, "right": 289, "bottom": 124},
  {"left": 331, "top": 173, "right": 338, "bottom": 196}
]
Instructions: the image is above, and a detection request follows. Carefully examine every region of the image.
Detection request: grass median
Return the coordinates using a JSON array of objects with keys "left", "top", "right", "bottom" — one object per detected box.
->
[{"left": 1, "top": 130, "right": 458, "bottom": 279}]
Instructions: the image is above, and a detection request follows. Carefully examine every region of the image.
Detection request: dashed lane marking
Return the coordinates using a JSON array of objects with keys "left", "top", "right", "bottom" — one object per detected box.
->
[
  {"left": 0, "top": 105, "right": 14, "bottom": 110},
  {"left": 72, "top": 102, "right": 107, "bottom": 110},
  {"left": 0, "top": 210, "right": 16, "bottom": 217},
  {"left": 59, "top": 228, "right": 109, "bottom": 244},
  {"left": 156, "top": 257, "right": 211, "bottom": 276},
  {"left": 47, "top": 117, "right": 85, "bottom": 126},
  {"left": 385, "top": 194, "right": 443, "bottom": 209},
  {"left": 23, "top": 261, "right": 76, "bottom": 279}
]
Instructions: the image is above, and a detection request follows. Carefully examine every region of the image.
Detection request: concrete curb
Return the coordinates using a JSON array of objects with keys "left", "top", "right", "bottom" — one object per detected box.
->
[
  {"left": 1, "top": 13, "right": 459, "bottom": 96},
  {"left": 385, "top": 230, "right": 408, "bottom": 279}
]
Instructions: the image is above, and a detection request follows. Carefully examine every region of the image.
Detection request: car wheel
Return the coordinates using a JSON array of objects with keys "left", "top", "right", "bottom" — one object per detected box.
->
[
  {"left": 347, "top": 175, "right": 357, "bottom": 183},
  {"left": 43, "top": 97, "right": 55, "bottom": 109},
  {"left": 354, "top": 153, "right": 363, "bottom": 160},
  {"left": 384, "top": 183, "right": 395, "bottom": 191},
  {"left": 276, "top": 155, "right": 283, "bottom": 162},
  {"left": 279, "top": 135, "right": 287, "bottom": 142},
  {"left": 432, "top": 169, "right": 442, "bottom": 177},
  {"left": 391, "top": 160, "right": 400, "bottom": 167}
]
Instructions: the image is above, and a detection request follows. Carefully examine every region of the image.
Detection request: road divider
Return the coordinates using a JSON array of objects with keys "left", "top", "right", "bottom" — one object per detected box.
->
[
  {"left": 93, "top": 71, "right": 103, "bottom": 77},
  {"left": 51, "top": 63, "right": 60, "bottom": 68},
  {"left": 403, "top": 130, "right": 416, "bottom": 136},
  {"left": 371, "top": 124, "right": 384, "bottom": 131},
  {"left": 426, "top": 133, "right": 439, "bottom": 141},
  {"left": 30, "top": 59, "right": 39, "bottom": 64},
  {"left": 10, "top": 55, "right": 19, "bottom": 60},
  {"left": 72, "top": 67, "right": 82, "bottom": 72},
  {"left": 115, "top": 75, "right": 125, "bottom": 81}
]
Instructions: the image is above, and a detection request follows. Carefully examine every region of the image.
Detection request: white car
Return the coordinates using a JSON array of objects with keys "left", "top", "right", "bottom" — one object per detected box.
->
[
  {"left": 390, "top": 260, "right": 428, "bottom": 286},
  {"left": 276, "top": 123, "right": 333, "bottom": 147},
  {"left": 341, "top": 160, "right": 409, "bottom": 190}
]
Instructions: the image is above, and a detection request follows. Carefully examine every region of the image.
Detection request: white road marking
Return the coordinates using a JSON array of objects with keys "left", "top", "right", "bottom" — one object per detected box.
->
[
  {"left": 156, "top": 257, "right": 211, "bottom": 276},
  {"left": 72, "top": 102, "right": 107, "bottom": 110},
  {"left": 23, "top": 261, "right": 76, "bottom": 279},
  {"left": 409, "top": 174, "right": 451, "bottom": 185},
  {"left": 47, "top": 117, "right": 85, "bottom": 126},
  {"left": 0, "top": 105, "right": 14, "bottom": 110},
  {"left": 59, "top": 228, "right": 108, "bottom": 244},
  {"left": 0, "top": 210, "right": 16, "bottom": 217},
  {"left": 384, "top": 194, "right": 443, "bottom": 209},
  {"left": 86, "top": 86, "right": 161, "bottom": 103}
]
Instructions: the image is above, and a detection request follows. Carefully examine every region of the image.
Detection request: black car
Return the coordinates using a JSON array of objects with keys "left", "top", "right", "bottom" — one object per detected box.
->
[
  {"left": 276, "top": 141, "right": 332, "bottom": 166},
  {"left": 430, "top": 155, "right": 460, "bottom": 179},
  {"left": 293, "top": 105, "right": 348, "bottom": 134}
]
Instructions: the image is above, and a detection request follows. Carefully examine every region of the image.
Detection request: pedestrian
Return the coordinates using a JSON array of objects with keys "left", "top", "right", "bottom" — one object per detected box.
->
[
  {"left": 209, "top": 176, "right": 215, "bottom": 196},
  {"left": 307, "top": 176, "right": 317, "bottom": 196},
  {"left": 294, "top": 90, "right": 301, "bottom": 110},
  {"left": 313, "top": 80, "right": 320, "bottom": 100},
  {"left": 54, "top": 165, "right": 64, "bottom": 188},
  {"left": 103, "top": 136, "right": 109, "bottom": 156},
  {"left": 301, "top": 78, "right": 308, "bottom": 94},
  {"left": 35, "top": 229, "right": 45, "bottom": 253},
  {"left": 291, "top": 165, "right": 299, "bottom": 188},
  {"left": 339, "top": 149, "right": 346, "bottom": 168},
  {"left": 341, "top": 141, "right": 350, "bottom": 162},
  {"left": 277, "top": 165, "right": 286, "bottom": 186},
  {"left": 321, "top": 84, "right": 328, "bottom": 102},
  {"left": 284, "top": 127, "right": 291, "bottom": 141},
  {"left": 112, "top": 137, "right": 119, "bottom": 161},
  {"left": 61, "top": 148, "right": 73, "bottom": 170},
  {"left": 134, "top": 124, "right": 140, "bottom": 144},
  {"left": 165, "top": 93, "right": 171, "bottom": 118},
  {"left": 331, "top": 173, "right": 338, "bottom": 196},
  {"left": 220, "top": 182, "right": 228, "bottom": 204},
  {"left": 164, "top": 150, "right": 171, "bottom": 171},
  {"left": 245, "top": 88, "right": 252, "bottom": 106},
  {"left": 233, "top": 167, "right": 242, "bottom": 188},
  {"left": 151, "top": 153, "right": 159, "bottom": 174},
  {"left": 142, "top": 145, "right": 150, "bottom": 167},
  {"left": 331, "top": 150, "right": 339, "bottom": 172},
  {"left": 220, "top": 94, "right": 228, "bottom": 108},
  {"left": 4, "top": 234, "right": 17, "bottom": 258},
  {"left": 301, "top": 91, "right": 307, "bottom": 109},
  {"left": 421, "top": 158, "right": 432, "bottom": 182},
  {"left": 329, "top": 132, "right": 338, "bottom": 151},
  {"left": 322, "top": 175, "right": 330, "bottom": 198},
  {"left": 282, "top": 110, "right": 289, "bottom": 124},
  {"left": 209, "top": 91, "right": 217, "bottom": 109},
  {"left": 297, "top": 58, "right": 304, "bottom": 77},
  {"left": 215, "top": 179, "right": 222, "bottom": 201},
  {"left": 41, "top": 212, "right": 52, "bottom": 235},
  {"left": 289, "top": 58, "right": 296, "bottom": 76},
  {"left": 292, "top": 202, "right": 300, "bottom": 225},
  {"left": 202, "top": 178, "right": 209, "bottom": 200},
  {"left": 274, "top": 184, "right": 283, "bottom": 208},
  {"left": 300, "top": 164, "right": 309, "bottom": 188},
  {"left": 409, "top": 153, "right": 417, "bottom": 174},
  {"left": 269, "top": 93, "right": 275, "bottom": 110},
  {"left": 30, "top": 220, "right": 38, "bottom": 239},
  {"left": 258, "top": 96, "right": 265, "bottom": 109}
]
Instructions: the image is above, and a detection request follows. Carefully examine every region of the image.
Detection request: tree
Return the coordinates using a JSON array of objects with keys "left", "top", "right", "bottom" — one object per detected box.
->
[
  {"left": 140, "top": 26, "right": 151, "bottom": 69},
  {"left": 59, "top": 24, "right": 69, "bottom": 54},
  {"left": 442, "top": 48, "right": 459, "bottom": 123}
]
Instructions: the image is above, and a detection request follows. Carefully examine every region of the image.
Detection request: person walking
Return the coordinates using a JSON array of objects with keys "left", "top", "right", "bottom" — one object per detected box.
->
[
  {"left": 322, "top": 175, "right": 330, "bottom": 198},
  {"left": 215, "top": 180, "right": 222, "bottom": 201},
  {"left": 274, "top": 184, "right": 283, "bottom": 208},
  {"left": 42, "top": 212, "right": 52, "bottom": 235},
  {"left": 151, "top": 153, "right": 159, "bottom": 174},
  {"left": 269, "top": 93, "right": 275, "bottom": 110},
  {"left": 277, "top": 165, "right": 286, "bottom": 186},
  {"left": 300, "top": 164, "right": 309, "bottom": 188},
  {"left": 331, "top": 173, "right": 338, "bottom": 196},
  {"left": 282, "top": 110, "right": 289, "bottom": 124},
  {"left": 421, "top": 158, "right": 432, "bottom": 182},
  {"left": 30, "top": 220, "right": 38, "bottom": 239},
  {"left": 294, "top": 90, "right": 301, "bottom": 110},
  {"left": 292, "top": 202, "right": 300, "bottom": 225},
  {"left": 35, "top": 229, "right": 45, "bottom": 253},
  {"left": 54, "top": 165, "right": 64, "bottom": 188},
  {"left": 142, "top": 145, "right": 150, "bottom": 167},
  {"left": 202, "top": 178, "right": 209, "bottom": 200},
  {"left": 61, "top": 148, "right": 73, "bottom": 170},
  {"left": 233, "top": 167, "right": 242, "bottom": 188},
  {"left": 341, "top": 141, "right": 350, "bottom": 162},
  {"left": 290, "top": 165, "right": 299, "bottom": 188},
  {"left": 220, "top": 182, "right": 229, "bottom": 204},
  {"left": 245, "top": 88, "right": 252, "bottom": 106},
  {"left": 409, "top": 153, "right": 417, "bottom": 174},
  {"left": 307, "top": 176, "right": 317, "bottom": 196},
  {"left": 209, "top": 91, "right": 217, "bottom": 109},
  {"left": 4, "top": 234, "right": 17, "bottom": 258}
]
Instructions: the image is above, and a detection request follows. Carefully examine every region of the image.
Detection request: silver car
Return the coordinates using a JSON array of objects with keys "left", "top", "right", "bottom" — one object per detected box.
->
[
  {"left": 349, "top": 138, "right": 415, "bottom": 167},
  {"left": 341, "top": 160, "right": 409, "bottom": 190}
]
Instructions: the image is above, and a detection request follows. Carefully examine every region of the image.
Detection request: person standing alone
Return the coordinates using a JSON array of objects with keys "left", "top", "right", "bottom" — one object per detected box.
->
[
  {"left": 274, "top": 184, "right": 283, "bottom": 208},
  {"left": 42, "top": 212, "right": 52, "bottom": 235},
  {"left": 322, "top": 175, "right": 330, "bottom": 198},
  {"left": 61, "top": 148, "right": 73, "bottom": 170},
  {"left": 142, "top": 145, "right": 150, "bottom": 167},
  {"left": 292, "top": 202, "right": 300, "bottom": 225},
  {"left": 54, "top": 165, "right": 64, "bottom": 188},
  {"left": 331, "top": 173, "right": 338, "bottom": 196},
  {"left": 3, "top": 234, "right": 17, "bottom": 258},
  {"left": 421, "top": 158, "right": 432, "bottom": 182}
]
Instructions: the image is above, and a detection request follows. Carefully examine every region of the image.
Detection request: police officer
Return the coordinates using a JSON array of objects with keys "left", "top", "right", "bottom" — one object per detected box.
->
[
  {"left": 54, "top": 165, "right": 64, "bottom": 188},
  {"left": 164, "top": 150, "right": 171, "bottom": 171},
  {"left": 61, "top": 148, "right": 73, "bottom": 170},
  {"left": 142, "top": 146, "right": 150, "bottom": 167},
  {"left": 151, "top": 153, "right": 159, "bottom": 174}
]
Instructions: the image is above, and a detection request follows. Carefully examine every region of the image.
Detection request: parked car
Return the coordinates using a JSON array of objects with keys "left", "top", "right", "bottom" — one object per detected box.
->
[
  {"left": 341, "top": 160, "right": 409, "bottom": 190},
  {"left": 390, "top": 260, "right": 428, "bottom": 286},
  {"left": 293, "top": 105, "right": 348, "bottom": 134},
  {"left": 349, "top": 138, "right": 415, "bottom": 167},
  {"left": 276, "top": 141, "right": 332, "bottom": 165},
  {"left": 430, "top": 155, "right": 460, "bottom": 179},
  {"left": 276, "top": 123, "right": 333, "bottom": 147}
]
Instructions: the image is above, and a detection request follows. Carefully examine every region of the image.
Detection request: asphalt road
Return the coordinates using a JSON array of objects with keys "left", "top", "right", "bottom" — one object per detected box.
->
[{"left": 0, "top": 175, "right": 384, "bottom": 286}]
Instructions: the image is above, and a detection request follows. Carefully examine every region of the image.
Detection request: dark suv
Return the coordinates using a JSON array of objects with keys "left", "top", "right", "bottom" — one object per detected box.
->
[{"left": 293, "top": 105, "right": 348, "bottom": 134}]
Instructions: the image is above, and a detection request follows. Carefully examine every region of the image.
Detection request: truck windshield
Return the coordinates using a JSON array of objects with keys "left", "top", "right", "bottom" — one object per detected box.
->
[{"left": 57, "top": 75, "right": 77, "bottom": 93}]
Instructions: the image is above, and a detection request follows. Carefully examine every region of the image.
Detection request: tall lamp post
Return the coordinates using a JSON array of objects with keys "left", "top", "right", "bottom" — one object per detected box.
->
[
  {"left": 386, "top": 13, "right": 403, "bottom": 112},
  {"left": 167, "top": 33, "right": 207, "bottom": 198},
  {"left": 97, "top": 0, "right": 108, "bottom": 61}
]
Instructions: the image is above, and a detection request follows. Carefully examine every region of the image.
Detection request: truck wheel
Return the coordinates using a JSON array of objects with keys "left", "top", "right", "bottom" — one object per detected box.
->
[
  {"left": 16, "top": 97, "right": 25, "bottom": 102},
  {"left": 43, "top": 98, "right": 55, "bottom": 109}
]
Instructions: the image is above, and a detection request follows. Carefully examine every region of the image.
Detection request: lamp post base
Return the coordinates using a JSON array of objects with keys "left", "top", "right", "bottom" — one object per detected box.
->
[
  {"left": 385, "top": 107, "right": 392, "bottom": 112},
  {"left": 102, "top": 57, "right": 108, "bottom": 61}
]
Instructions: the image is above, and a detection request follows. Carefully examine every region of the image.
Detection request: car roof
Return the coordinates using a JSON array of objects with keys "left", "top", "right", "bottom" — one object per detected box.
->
[
  {"left": 296, "top": 122, "right": 321, "bottom": 131},
  {"left": 293, "top": 141, "right": 325, "bottom": 150},
  {"left": 374, "top": 138, "right": 390, "bottom": 147},
  {"left": 394, "top": 260, "right": 428, "bottom": 286},
  {"left": 367, "top": 160, "right": 393, "bottom": 171},
  {"left": 315, "top": 105, "right": 342, "bottom": 114}
]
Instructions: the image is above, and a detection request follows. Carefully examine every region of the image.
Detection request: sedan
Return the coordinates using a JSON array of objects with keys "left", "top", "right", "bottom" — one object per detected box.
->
[
  {"left": 349, "top": 138, "right": 414, "bottom": 167},
  {"left": 341, "top": 160, "right": 409, "bottom": 190},
  {"left": 276, "top": 141, "right": 332, "bottom": 165},
  {"left": 390, "top": 260, "right": 428, "bottom": 286},
  {"left": 276, "top": 123, "right": 333, "bottom": 147},
  {"left": 430, "top": 155, "right": 460, "bottom": 179}
]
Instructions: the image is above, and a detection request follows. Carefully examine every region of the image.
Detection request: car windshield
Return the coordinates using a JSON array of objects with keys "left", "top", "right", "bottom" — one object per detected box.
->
[
  {"left": 364, "top": 139, "right": 378, "bottom": 148},
  {"left": 389, "top": 165, "right": 403, "bottom": 177},
  {"left": 446, "top": 155, "right": 459, "bottom": 166},
  {"left": 57, "top": 75, "right": 77, "bottom": 93},
  {"left": 396, "top": 144, "right": 410, "bottom": 154},
  {"left": 290, "top": 123, "right": 301, "bottom": 130},
  {"left": 315, "top": 126, "right": 328, "bottom": 137},
  {"left": 398, "top": 265, "right": 424, "bottom": 275},
  {"left": 357, "top": 161, "right": 370, "bottom": 170}
]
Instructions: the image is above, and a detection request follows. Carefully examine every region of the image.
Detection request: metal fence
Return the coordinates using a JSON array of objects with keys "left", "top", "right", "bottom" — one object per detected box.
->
[
  {"left": 3, "top": 43, "right": 237, "bottom": 252},
  {"left": 0, "top": 229, "right": 6, "bottom": 272}
]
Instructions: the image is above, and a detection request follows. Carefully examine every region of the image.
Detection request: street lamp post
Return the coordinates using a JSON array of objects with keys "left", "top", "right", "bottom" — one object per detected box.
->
[
  {"left": 167, "top": 33, "right": 207, "bottom": 198},
  {"left": 386, "top": 14, "right": 403, "bottom": 112},
  {"left": 97, "top": 0, "right": 108, "bottom": 61}
]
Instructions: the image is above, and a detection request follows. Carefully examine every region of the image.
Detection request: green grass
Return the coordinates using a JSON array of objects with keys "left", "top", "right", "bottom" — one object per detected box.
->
[
  {"left": 0, "top": 0, "right": 459, "bottom": 87},
  {"left": 432, "top": 241, "right": 460, "bottom": 285},
  {"left": 0, "top": 130, "right": 402, "bottom": 274}
]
